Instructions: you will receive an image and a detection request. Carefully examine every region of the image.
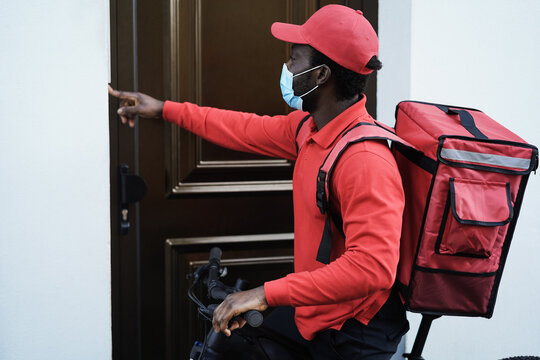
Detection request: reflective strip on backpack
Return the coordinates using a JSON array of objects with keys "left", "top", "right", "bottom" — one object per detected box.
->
[{"left": 440, "top": 148, "right": 531, "bottom": 170}]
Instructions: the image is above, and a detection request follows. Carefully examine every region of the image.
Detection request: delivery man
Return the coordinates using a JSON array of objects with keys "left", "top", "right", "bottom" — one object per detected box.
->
[{"left": 110, "top": 5, "right": 409, "bottom": 359}]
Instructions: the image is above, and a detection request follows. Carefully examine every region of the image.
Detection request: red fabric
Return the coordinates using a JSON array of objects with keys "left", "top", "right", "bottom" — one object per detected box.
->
[
  {"left": 437, "top": 178, "right": 510, "bottom": 258},
  {"left": 162, "top": 97, "right": 404, "bottom": 340},
  {"left": 394, "top": 101, "right": 535, "bottom": 316},
  {"left": 395, "top": 102, "right": 527, "bottom": 160},
  {"left": 415, "top": 163, "right": 516, "bottom": 274},
  {"left": 319, "top": 124, "right": 415, "bottom": 207},
  {"left": 271, "top": 5, "right": 378, "bottom": 75},
  {"left": 451, "top": 178, "right": 511, "bottom": 224},
  {"left": 408, "top": 271, "right": 495, "bottom": 315},
  {"left": 394, "top": 150, "right": 432, "bottom": 288},
  {"left": 440, "top": 137, "right": 534, "bottom": 172}
]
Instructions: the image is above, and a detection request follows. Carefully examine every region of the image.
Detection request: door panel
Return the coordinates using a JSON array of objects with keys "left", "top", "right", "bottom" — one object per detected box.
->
[
  {"left": 168, "top": 0, "right": 307, "bottom": 194},
  {"left": 110, "top": 1, "right": 378, "bottom": 359},
  {"left": 165, "top": 234, "right": 294, "bottom": 359}
]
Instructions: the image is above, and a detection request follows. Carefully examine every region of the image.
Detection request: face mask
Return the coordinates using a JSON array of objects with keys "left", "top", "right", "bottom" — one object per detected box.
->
[{"left": 280, "top": 63, "right": 324, "bottom": 111}]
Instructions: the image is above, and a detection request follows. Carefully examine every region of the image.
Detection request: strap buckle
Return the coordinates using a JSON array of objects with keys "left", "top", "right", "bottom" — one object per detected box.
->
[{"left": 316, "top": 170, "right": 327, "bottom": 214}]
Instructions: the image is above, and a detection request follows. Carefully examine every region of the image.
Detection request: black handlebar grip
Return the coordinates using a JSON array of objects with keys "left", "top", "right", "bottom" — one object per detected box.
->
[
  {"left": 208, "top": 247, "right": 223, "bottom": 287},
  {"left": 243, "top": 310, "right": 263, "bottom": 327},
  {"left": 209, "top": 287, "right": 229, "bottom": 301},
  {"left": 209, "top": 247, "right": 222, "bottom": 264},
  {"left": 206, "top": 305, "right": 263, "bottom": 328}
]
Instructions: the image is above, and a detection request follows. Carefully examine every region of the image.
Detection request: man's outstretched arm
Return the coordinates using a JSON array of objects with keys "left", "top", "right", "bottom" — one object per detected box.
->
[{"left": 109, "top": 85, "right": 306, "bottom": 160}]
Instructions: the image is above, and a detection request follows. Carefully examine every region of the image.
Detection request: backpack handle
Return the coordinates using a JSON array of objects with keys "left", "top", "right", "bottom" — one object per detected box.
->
[{"left": 436, "top": 105, "right": 488, "bottom": 140}]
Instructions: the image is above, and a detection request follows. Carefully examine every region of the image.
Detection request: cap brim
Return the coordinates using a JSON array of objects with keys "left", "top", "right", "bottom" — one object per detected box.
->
[{"left": 271, "top": 22, "right": 308, "bottom": 44}]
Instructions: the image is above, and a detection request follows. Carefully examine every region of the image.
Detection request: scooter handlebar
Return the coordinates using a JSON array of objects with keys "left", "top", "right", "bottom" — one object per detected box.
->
[
  {"left": 208, "top": 247, "right": 222, "bottom": 266},
  {"left": 243, "top": 310, "right": 264, "bottom": 327},
  {"left": 207, "top": 304, "right": 263, "bottom": 328}
]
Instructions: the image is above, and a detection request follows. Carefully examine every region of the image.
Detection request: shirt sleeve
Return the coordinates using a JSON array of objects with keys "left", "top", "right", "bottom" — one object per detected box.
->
[
  {"left": 264, "top": 141, "right": 405, "bottom": 306},
  {"left": 162, "top": 101, "right": 308, "bottom": 161}
]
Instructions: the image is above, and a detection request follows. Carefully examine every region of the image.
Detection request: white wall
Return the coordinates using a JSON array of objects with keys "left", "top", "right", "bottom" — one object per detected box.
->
[
  {"left": 379, "top": 1, "right": 540, "bottom": 359},
  {"left": 0, "top": 1, "right": 111, "bottom": 359},
  {"left": 377, "top": 0, "right": 412, "bottom": 126}
]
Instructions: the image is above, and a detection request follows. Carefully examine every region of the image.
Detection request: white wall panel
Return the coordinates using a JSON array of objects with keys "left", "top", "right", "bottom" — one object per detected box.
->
[{"left": 0, "top": 1, "right": 111, "bottom": 359}]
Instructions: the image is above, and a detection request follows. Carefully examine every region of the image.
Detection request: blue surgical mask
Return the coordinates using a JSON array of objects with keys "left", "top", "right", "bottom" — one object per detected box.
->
[{"left": 280, "top": 63, "right": 324, "bottom": 111}]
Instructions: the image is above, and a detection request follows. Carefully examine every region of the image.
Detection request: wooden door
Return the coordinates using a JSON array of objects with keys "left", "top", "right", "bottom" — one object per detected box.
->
[{"left": 109, "top": 1, "right": 378, "bottom": 359}]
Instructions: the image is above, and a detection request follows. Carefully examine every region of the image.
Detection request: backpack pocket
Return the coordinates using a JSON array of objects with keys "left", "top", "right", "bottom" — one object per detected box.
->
[{"left": 435, "top": 177, "right": 513, "bottom": 258}]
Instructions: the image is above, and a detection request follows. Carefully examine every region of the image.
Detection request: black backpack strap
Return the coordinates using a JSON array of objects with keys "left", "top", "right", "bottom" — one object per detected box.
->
[
  {"left": 315, "top": 121, "right": 419, "bottom": 264},
  {"left": 435, "top": 105, "right": 488, "bottom": 140},
  {"left": 396, "top": 101, "right": 488, "bottom": 140}
]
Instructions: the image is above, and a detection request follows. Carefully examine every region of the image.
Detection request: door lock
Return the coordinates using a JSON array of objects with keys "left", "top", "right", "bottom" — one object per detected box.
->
[{"left": 119, "top": 164, "right": 147, "bottom": 235}]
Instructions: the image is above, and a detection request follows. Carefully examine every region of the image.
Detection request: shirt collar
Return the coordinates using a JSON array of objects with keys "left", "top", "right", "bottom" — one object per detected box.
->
[{"left": 310, "top": 95, "right": 373, "bottom": 149}]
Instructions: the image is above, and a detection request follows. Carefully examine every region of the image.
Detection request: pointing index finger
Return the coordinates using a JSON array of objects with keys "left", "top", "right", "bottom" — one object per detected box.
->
[{"left": 108, "top": 85, "right": 139, "bottom": 103}]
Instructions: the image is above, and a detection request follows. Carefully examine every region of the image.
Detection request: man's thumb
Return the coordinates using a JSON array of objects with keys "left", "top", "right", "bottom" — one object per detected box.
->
[{"left": 118, "top": 105, "right": 140, "bottom": 117}]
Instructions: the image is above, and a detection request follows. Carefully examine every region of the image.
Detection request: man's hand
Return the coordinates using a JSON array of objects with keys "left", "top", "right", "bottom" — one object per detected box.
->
[
  {"left": 108, "top": 85, "right": 165, "bottom": 127},
  {"left": 212, "top": 286, "right": 268, "bottom": 337}
]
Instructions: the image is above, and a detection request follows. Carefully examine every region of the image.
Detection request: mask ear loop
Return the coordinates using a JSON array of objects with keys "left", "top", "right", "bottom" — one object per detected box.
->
[
  {"left": 292, "top": 64, "right": 325, "bottom": 78},
  {"left": 298, "top": 85, "right": 319, "bottom": 98},
  {"left": 293, "top": 64, "right": 325, "bottom": 98}
]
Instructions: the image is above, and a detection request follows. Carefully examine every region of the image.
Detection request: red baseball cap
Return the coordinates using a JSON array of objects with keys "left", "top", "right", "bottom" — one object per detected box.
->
[{"left": 271, "top": 5, "right": 378, "bottom": 75}]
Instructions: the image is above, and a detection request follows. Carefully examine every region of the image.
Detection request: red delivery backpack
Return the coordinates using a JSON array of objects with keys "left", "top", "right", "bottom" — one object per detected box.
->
[{"left": 297, "top": 100, "right": 538, "bottom": 319}]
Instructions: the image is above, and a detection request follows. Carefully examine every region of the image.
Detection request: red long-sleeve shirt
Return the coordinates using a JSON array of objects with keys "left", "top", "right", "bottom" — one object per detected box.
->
[{"left": 162, "top": 96, "right": 404, "bottom": 340}]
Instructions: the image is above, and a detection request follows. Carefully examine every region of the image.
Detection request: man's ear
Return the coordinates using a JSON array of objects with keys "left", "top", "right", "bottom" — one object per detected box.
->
[{"left": 315, "top": 65, "right": 331, "bottom": 86}]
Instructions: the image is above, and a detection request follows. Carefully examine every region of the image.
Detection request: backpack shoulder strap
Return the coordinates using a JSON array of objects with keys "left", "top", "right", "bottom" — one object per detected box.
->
[
  {"left": 295, "top": 114, "right": 312, "bottom": 154},
  {"left": 316, "top": 121, "right": 416, "bottom": 215},
  {"left": 315, "top": 121, "right": 418, "bottom": 264}
]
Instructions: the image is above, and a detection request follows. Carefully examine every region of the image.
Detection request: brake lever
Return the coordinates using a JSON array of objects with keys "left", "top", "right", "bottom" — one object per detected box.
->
[{"left": 188, "top": 263, "right": 210, "bottom": 281}]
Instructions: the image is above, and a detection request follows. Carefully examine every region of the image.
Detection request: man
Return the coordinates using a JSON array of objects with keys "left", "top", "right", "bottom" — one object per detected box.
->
[{"left": 110, "top": 5, "right": 408, "bottom": 359}]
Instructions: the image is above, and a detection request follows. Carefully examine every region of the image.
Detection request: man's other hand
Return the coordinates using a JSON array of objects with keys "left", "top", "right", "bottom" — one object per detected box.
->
[
  {"left": 212, "top": 286, "right": 269, "bottom": 337},
  {"left": 108, "top": 85, "right": 164, "bottom": 127}
]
